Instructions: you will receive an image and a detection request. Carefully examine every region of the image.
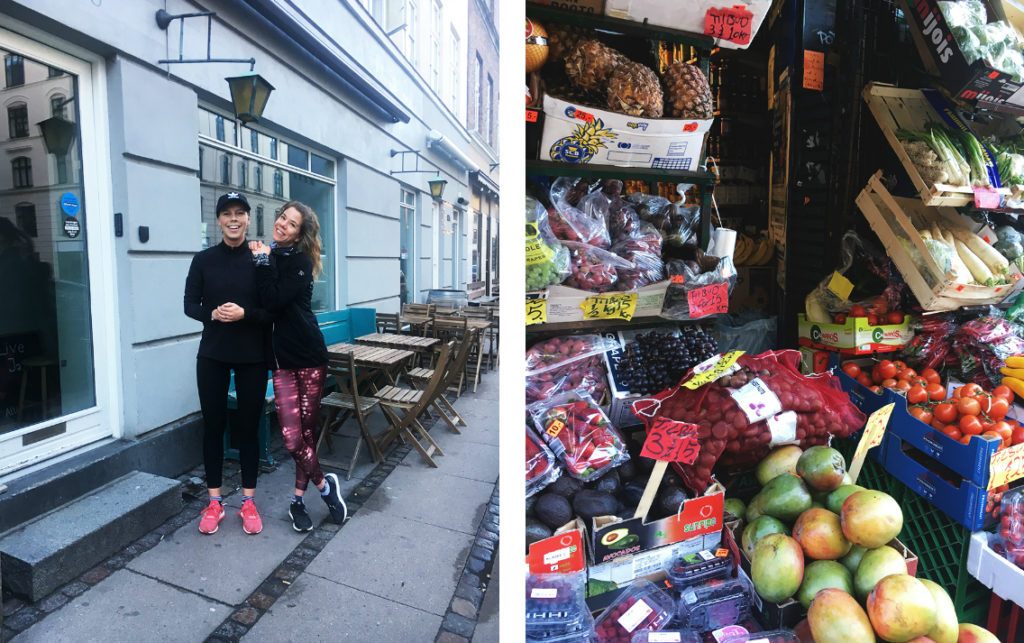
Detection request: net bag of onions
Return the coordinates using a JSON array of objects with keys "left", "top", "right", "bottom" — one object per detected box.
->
[{"left": 631, "top": 349, "right": 865, "bottom": 491}]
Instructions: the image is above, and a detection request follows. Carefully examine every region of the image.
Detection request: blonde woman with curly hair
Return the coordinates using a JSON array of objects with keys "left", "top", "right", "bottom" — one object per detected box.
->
[{"left": 250, "top": 201, "right": 346, "bottom": 531}]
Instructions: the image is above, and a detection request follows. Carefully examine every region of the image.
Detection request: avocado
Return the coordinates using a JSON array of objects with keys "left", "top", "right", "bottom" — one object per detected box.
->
[
  {"left": 619, "top": 480, "right": 647, "bottom": 508},
  {"left": 525, "top": 493, "right": 537, "bottom": 517},
  {"left": 618, "top": 460, "right": 637, "bottom": 481},
  {"left": 535, "top": 493, "right": 573, "bottom": 529},
  {"left": 573, "top": 489, "right": 620, "bottom": 522},
  {"left": 547, "top": 475, "right": 583, "bottom": 499},
  {"left": 526, "top": 518, "right": 553, "bottom": 552},
  {"left": 658, "top": 486, "right": 690, "bottom": 516},
  {"left": 592, "top": 471, "right": 621, "bottom": 495}
]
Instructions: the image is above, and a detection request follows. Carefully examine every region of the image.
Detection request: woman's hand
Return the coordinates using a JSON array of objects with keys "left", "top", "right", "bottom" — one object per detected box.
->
[
  {"left": 214, "top": 302, "right": 245, "bottom": 322},
  {"left": 249, "top": 240, "right": 271, "bottom": 256}
]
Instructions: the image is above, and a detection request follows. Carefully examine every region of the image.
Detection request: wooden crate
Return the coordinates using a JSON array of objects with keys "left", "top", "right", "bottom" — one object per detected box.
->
[
  {"left": 856, "top": 171, "right": 1022, "bottom": 311},
  {"left": 863, "top": 82, "right": 1011, "bottom": 207}
]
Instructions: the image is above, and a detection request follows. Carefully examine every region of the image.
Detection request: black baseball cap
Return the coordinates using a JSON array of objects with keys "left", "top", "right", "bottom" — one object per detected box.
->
[{"left": 216, "top": 192, "right": 251, "bottom": 214}]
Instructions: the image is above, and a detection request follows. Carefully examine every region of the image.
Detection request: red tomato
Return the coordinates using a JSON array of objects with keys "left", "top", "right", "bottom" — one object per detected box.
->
[
  {"left": 886, "top": 311, "right": 905, "bottom": 324},
  {"left": 910, "top": 406, "right": 933, "bottom": 425},
  {"left": 926, "top": 383, "right": 946, "bottom": 401},
  {"left": 873, "top": 296, "right": 890, "bottom": 315},
  {"left": 842, "top": 363, "right": 861, "bottom": 378},
  {"left": 934, "top": 402, "right": 958, "bottom": 424},
  {"left": 892, "top": 380, "right": 912, "bottom": 393},
  {"left": 920, "top": 368, "right": 941, "bottom": 385},
  {"left": 943, "top": 426, "right": 963, "bottom": 441},
  {"left": 893, "top": 360, "right": 908, "bottom": 370},
  {"left": 849, "top": 304, "right": 867, "bottom": 318},
  {"left": 960, "top": 435, "right": 973, "bottom": 445},
  {"left": 907, "top": 385, "right": 928, "bottom": 405},
  {"left": 931, "top": 419, "right": 948, "bottom": 432},
  {"left": 857, "top": 373, "right": 873, "bottom": 388},
  {"left": 881, "top": 378, "right": 898, "bottom": 389},
  {"left": 877, "top": 360, "right": 897, "bottom": 380},
  {"left": 993, "top": 385, "right": 1014, "bottom": 402},
  {"left": 834, "top": 313, "right": 847, "bottom": 324},
  {"left": 868, "top": 385, "right": 882, "bottom": 393},
  {"left": 957, "top": 397, "right": 981, "bottom": 416},
  {"left": 908, "top": 377, "right": 929, "bottom": 388},
  {"left": 960, "top": 415, "right": 983, "bottom": 436},
  {"left": 989, "top": 397, "right": 1010, "bottom": 421},
  {"left": 868, "top": 314, "right": 880, "bottom": 326},
  {"left": 992, "top": 421, "right": 1013, "bottom": 444},
  {"left": 959, "top": 383, "right": 985, "bottom": 399},
  {"left": 1012, "top": 425, "right": 1024, "bottom": 445},
  {"left": 902, "top": 368, "right": 918, "bottom": 381}
]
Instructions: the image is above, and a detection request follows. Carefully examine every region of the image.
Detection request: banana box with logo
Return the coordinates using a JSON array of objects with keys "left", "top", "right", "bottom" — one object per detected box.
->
[
  {"left": 797, "top": 313, "right": 913, "bottom": 355},
  {"left": 540, "top": 95, "right": 713, "bottom": 170},
  {"left": 585, "top": 484, "right": 724, "bottom": 598}
]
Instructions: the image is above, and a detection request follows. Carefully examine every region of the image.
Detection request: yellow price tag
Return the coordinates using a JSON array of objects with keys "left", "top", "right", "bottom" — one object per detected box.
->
[
  {"left": 546, "top": 418, "right": 566, "bottom": 438},
  {"left": 525, "top": 223, "right": 555, "bottom": 266},
  {"left": 987, "top": 444, "right": 1024, "bottom": 490},
  {"left": 526, "top": 298, "right": 547, "bottom": 326},
  {"left": 682, "top": 351, "right": 745, "bottom": 390},
  {"left": 827, "top": 271, "right": 855, "bottom": 301},
  {"left": 580, "top": 293, "right": 638, "bottom": 321},
  {"left": 848, "top": 403, "right": 894, "bottom": 484}
]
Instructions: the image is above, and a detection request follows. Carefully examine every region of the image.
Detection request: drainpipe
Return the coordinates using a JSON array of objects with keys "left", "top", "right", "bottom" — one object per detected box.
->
[
  {"left": 236, "top": 0, "right": 410, "bottom": 124},
  {"left": 426, "top": 130, "right": 479, "bottom": 173}
]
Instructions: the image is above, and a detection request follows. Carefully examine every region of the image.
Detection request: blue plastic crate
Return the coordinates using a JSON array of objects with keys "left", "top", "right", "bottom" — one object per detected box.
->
[
  {"left": 881, "top": 431, "right": 990, "bottom": 531},
  {"left": 836, "top": 365, "right": 894, "bottom": 415}
]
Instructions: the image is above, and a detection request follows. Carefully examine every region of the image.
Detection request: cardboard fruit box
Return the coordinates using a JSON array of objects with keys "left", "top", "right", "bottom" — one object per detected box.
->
[
  {"left": 797, "top": 313, "right": 913, "bottom": 355},
  {"left": 540, "top": 95, "right": 713, "bottom": 170}
]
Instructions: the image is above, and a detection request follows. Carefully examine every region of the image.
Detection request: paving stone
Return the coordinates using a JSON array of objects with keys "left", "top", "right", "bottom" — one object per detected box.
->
[
  {"left": 243, "top": 574, "right": 441, "bottom": 641},
  {"left": 3, "top": 606, "right": 40, "bottom": 632},
  {"left": 212, "top": 619, "right": 250, "bottom": 640},
  {"left": 273, "top": 567, "right": 300, "bottom": 582},
  {"left": 451, "top": 597, "right": 477, "bottom": 619},
  {"left": 307, "top": 511, "right": 471, "bottom": 616},
  {"left": 2, "top": 598, "right": 25, "bottom": 617},
  {"left": 465, "top": 556, "right": 486, "bottom": 574},
  {"left": 36, "top": 591, "right": 69, "bottom": 612},
  {"left": 455, "top": 582, "right": 483, "bottom": 606},
  {"left": 358, "top": 467, "right": 492, "bottom": 536},
  {"left": 231, "top": 606, "right": 260, "bottom": 626},
  {"left": 80, "top": 566, "right": 111, "bottom": 585},
  {"left": 436, "top": 632, "right": 470, "bottom": 643},
  {"left": 11, "top": 570, "right": 226, "bottom": 643},
  {"left": 442, "top": 612, "right": 476, "bottom": 638},
  {"left": 247, "top": 592, "right": 275, "bottom": 610},
  {"left": 60, "top": 582, "right": 89, "bottom": 598}
]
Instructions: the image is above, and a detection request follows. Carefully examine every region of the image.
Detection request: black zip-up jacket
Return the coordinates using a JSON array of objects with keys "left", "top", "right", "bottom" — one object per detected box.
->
[
  {"left": 183, "top": 241, "right": 271, "bottom": 364},
  {"left": 254, "top": 247, "right": 328, "bottom": 369}
]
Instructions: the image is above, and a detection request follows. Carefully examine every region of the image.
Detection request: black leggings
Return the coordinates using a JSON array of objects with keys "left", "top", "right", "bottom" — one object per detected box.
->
[{"left": 197, "top": 357, "right": 267, "bottom": 489}]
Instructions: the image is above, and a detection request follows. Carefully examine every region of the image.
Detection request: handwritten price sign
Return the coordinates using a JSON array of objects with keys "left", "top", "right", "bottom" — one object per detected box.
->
[
  {"left": 849, "top": 403, "right": 894, "bottom": 484},
  {"left": 988, "top": 444, "right": 1024, "bottom": 490},
  {"left": 683, "top": 350, "right": 744, "bottom": 390},
  {"left": 526, "top": 298, "right": 547, "bottom": 326},
  {"left": 640, "top": 417, "right": 701, "bottom": 464},
  {"left": 687, "top": 282, "right": 729, "bottom": 318},
  {"left": 580, "top": 292, "right": 638, "bottom": 321},
  {"left": 704, "top": 5, "right": 755, "bottom": 46}
]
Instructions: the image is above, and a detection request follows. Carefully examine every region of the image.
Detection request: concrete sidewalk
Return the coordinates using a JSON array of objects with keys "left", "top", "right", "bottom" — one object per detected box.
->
[{"left": 3, "top": 371, "right": 500, "bottom": 643}]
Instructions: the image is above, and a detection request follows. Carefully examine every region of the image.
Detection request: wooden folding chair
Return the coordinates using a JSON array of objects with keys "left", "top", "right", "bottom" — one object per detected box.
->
[
  {"left": 317, "top": 352, "right": 384, "bottom": 480},
  {"left": 402, "top": 303, "right": 435, "bottom": 336},
  {"left": 463, "top": 307, "right": 496, "bottom": 371},
  {"left": 407, "top": 328, "right": 477, "bottom": 429},
  {"left": 376, "top": 312, "right": 401, "bottom": 334},
  {"left": 375, "top": 342, "right": 454, "bottom": 467}
]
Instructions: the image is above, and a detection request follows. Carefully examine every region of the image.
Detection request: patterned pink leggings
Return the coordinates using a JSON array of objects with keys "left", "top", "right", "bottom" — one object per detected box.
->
[{"left": 273, "top": 366, "right": 327, "bottom": 491}]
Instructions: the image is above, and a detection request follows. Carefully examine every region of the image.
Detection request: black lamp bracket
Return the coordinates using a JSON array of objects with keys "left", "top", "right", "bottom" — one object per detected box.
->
[
  {"left": 389, "top": 149, "right": 442, "bottom": 176},
  {"left": 155, "top": 10, "right": 256, "bottom": 71}
]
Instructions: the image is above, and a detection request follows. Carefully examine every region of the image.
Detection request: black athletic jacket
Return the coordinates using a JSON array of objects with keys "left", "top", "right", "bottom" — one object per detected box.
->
[
  {"left": 183, "top": 241, "right": 271, "bottom": 364},
  {"left": 254, "top": 247, "right": 329, "bottom": 370}
]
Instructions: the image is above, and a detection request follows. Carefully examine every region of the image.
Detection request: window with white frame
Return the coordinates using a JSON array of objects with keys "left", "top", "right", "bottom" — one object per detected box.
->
[
  {"left": 474, "top": 53, "right": 483, "bottom": 132},
  {"left": 449, "top": 28, "right": 460, "bottom": 118},
  {"left": 429, "top": 0, "right": 441, "bottom": 92},
  {"left": 486, "top": 74, "right": 494, "bottom": 147},
  {"left": 407, "top": 0, "right": 418, "bottom": 68}
]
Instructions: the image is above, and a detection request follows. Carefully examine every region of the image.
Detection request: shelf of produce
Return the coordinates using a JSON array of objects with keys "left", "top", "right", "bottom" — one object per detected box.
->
[
  {"left": 526, "top": 315, "right": 677, "bottom": 336},
  {"left": 526, "top": 160, "right": 717, "bottom": 185},
  {"left": 525, "top": 3, "right": 715, "bottom": 49}
]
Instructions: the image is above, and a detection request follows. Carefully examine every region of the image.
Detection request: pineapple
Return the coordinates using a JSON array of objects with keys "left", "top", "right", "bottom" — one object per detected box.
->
[
  {"left": 565, "top": 40, "right": 626, "bottom": 93},
  {"left": 663, "top": 62, "right": 714, "bottom": 119},
  {"left": 547, "top": 24, "right": 589, "bottom": 64},
  {"left": 607, "top": 62, "right": 664, "bottom": 118}
]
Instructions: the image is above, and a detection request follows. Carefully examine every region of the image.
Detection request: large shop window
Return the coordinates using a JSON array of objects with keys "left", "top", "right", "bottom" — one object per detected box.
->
[
  {"left": 0, "top": 50, "right": 92, "bottom": 436},
  {"left": 198, "top": 108, "right": 337, "bottom": 312}
]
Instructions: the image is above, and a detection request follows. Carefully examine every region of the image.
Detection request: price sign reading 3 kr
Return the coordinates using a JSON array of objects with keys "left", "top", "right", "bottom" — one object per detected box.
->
[
  {"left": 580, "top": 292, "right": 638, "bottom": 321},
  {"left": 640, "top": 417, "right": 701, "bottom": 465}
]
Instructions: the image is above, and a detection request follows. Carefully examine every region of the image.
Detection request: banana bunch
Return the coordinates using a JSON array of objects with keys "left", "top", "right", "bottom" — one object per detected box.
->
[
  {"left": 1000, "top": 355, "right": 1024, "bottom": 399},
  {"left": 734, "top": 233, "right": 774, "bottom": 266}
]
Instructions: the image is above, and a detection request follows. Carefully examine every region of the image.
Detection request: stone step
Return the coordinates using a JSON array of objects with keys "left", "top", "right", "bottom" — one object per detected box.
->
[{"left": 0, "top": 471, "right": 182, "bottom": 601}]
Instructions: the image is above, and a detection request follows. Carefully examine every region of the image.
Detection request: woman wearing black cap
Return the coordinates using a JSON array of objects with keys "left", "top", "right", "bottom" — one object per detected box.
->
[
  {"left": 249, "top": 201, "right": 347, "bottom": 532},
  {"left": 184, "top": 192, "right": 270, "bottom": 536}
]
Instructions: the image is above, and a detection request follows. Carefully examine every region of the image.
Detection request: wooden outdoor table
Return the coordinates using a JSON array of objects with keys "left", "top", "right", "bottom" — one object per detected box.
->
[
  {"left": 464, "top": 318, "right": 492, "bottom": 332},
  {"left": 326, "top": 342, "right": 415, "bottom": 385},
  {"left": 355, "top": 333, "right": 440, "bottom": 351}
]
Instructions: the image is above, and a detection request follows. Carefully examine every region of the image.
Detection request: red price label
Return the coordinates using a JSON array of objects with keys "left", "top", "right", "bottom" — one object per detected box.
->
[
  {"left": 526, "top": 109, "right": 539, "bottom": 123},
  {"left": 973, "top": 186, "right": 1001, "bottom": 209},
  {"left": 640, "top": 417, "right": 701, "bottom": 464},
  {"left": 704, "top": 5, "right": 755, "bottom": 46},
  {"left": 687, "top": 282, "right": 729, "bottom": 318}
]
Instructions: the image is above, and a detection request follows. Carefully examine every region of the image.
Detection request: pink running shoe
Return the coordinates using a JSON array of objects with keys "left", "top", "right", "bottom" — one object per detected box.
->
[
  {"left": 239, "top": 498, "right": 263, "bottom": 535},
  {"left": 198, "top": 500, "right": 225, "bottom": 534}
]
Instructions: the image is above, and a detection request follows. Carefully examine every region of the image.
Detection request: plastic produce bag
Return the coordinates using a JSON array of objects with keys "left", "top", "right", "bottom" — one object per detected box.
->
[
  {"left": 901, "top": 313, "right": 956, "bottom": 371},
  {"left": 952, "top": 314, "right": 1024, "bottom": 389},
  {"left": 713, "top": 314, "right": 777, "bottom": 355},
  {"left": 525, "top": 334, "right": 617, "bottom": 404},
  {"left": 564, "top": 241, "right": 634, "bottom": 292},
  {"left": 526, "top": 427, "right": 560, "bottom": 497},
  {"left": 804, "top": 231, "right": 902, "bottom": 320},
  {"left": 550, "top": 178, "right": 612, "bottom": 248},
  {"left": 632, "top": 350, "right": 865, "bottom": 491},
  {"left": 662, "top": 255, "right": 738, "bottom": 320},
  {"left": 611, "top": 224, "right": 666, "bottom": 290},
  {"left": 528, "top": 392, "right": 630, "bottom": 482},
  {"left": 994, "top": 488, "right": 1024, "bottom": 569},
  {"left": 526, "top": 196, "right": 570, "bottom": 291}
]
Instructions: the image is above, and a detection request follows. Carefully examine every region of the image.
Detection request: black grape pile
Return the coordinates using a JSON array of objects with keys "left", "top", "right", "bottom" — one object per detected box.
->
[{"left": 617, "top": 327, "right": 718, "bottom": 395}]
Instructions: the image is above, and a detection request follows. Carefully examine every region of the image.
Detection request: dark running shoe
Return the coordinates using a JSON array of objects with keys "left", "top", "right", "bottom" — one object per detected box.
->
[
  {"left": 321, "top": 473, "right": 348, "bottom": 524},
  {"left": 289, "top": 500, "right": 313, "bottom": 532}
]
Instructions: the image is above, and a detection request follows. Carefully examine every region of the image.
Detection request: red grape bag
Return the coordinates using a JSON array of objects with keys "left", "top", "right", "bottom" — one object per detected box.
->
[
  {"left": 632, "top": 350, "right": 865, "bottom": 490},
  {"left": 529, "top": 392, "right": 630, "bottom": 482}
]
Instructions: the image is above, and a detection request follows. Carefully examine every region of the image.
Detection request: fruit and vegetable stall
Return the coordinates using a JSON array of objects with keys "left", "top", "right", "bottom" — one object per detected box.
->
[{"left": 525, "top": 1, "right": 1024, "bottom": 641}]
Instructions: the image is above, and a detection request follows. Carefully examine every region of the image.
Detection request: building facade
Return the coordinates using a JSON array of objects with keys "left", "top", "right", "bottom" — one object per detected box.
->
[{"left": 0, "top": 0, "right": 499, "bottom": 483}]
